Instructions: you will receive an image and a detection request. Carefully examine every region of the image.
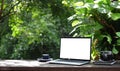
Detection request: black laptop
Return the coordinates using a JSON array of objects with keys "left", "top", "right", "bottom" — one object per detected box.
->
[{"left": 49, "top": 37, "right": 91, "bottom": 65}]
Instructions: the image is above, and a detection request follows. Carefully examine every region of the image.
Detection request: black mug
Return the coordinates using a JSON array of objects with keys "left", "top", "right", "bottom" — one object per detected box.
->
[
  {"left": 100, "top": 51, "right": 114, "bottom": 61},
  {"left": 42, "top": 54, "right": 50, "bottom": 59}
]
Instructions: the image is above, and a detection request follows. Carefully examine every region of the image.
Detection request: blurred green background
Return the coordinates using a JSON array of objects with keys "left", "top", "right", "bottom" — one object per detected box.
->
[{"left": 1, "top": 0, "right": 120, "bottom": 60}]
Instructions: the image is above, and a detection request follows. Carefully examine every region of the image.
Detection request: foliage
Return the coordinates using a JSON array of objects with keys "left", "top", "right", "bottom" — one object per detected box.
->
[
  {"left": 2, "top": 0, "right": 120, "bottom": 60},
  {"left": 0, "top": 0, "right": 74, "bottom": 59},
  {"left": 65, "top": 0, "right": 120, "bottom": 60}
]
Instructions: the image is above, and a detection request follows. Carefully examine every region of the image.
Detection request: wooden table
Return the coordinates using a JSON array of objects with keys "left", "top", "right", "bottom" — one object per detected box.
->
[{"left": 0, "top": 60, "right": 120, "bottom": 71}]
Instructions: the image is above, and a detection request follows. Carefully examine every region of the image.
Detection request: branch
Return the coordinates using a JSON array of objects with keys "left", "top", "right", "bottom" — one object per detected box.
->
[
  {"left": 94, "top": 13, "right": 116, "bottom": 34},
  {"left": 0, "top": 0, "right": 4, "bottom": 18},
  {"left": 1, "top": 0, "right": 4, "bottom": 10},
  {"left": 0, "top": 1, "right": 21, "bottom": 23}
]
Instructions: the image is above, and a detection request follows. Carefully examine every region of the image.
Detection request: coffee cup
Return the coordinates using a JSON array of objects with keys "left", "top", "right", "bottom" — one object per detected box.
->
[
  {"left": 100, "top": 51, "right": 114, "bottom": 61},
  {"left": 42, "top": 54, "right": 50, "bottom": 59}
]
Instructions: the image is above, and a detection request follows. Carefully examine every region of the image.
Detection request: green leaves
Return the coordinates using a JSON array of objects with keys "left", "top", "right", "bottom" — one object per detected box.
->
[
  {"left": 0, "top": 0, "right": 74, "bottom": 59},
  {"left": 110, "top": 1, "right": 120, "bottom": 9},
  {"left": 112, "top": 46, "right": 119, "bottom": 54},
  {"left": 72, "top": 20, "right": 81, "bottom": 27},
  {"left": 111, "top": 13, "right": 120, "bottom": 20},
  {"left": 116, "top": 32, "right": 120, "bottom": 37},
  {"left": 68, "top": 0, "right": 120, "bottom": 59},
  {"left": 74, "top": 2, "right": 84, "bottom": 7},
  {"left": 97, "top": 7, "right": 110, "bottom": 14},
  {"left": 1, "top": 0, "right": 120, "bottom": 59},
  {"left": 116, "top": 32, "right": 120, "bottom": 46}
]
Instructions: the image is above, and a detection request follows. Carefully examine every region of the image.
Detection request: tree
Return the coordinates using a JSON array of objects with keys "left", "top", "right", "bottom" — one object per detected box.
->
[{"left": 0, "top": 0, "right": 74, "bottom": 59}]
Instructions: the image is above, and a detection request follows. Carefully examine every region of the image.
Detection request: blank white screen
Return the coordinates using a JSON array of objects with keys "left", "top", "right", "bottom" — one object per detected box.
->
[{"left": 60, "top": 38, "right": 91, "bottom": 60}]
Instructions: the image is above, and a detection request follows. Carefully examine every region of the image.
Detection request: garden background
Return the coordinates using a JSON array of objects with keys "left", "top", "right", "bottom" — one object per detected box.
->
[{"left": 0, "top": 0, "right": 120, "bottom": 60}]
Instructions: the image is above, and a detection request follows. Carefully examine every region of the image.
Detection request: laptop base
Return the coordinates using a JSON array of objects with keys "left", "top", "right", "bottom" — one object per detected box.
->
[{"left": 49, "top": 59, "right": 90, "bottom": 66}]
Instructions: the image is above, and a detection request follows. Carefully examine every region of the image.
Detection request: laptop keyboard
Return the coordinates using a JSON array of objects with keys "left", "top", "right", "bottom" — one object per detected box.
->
[
  {"left": 49, "top": 59, "right": 89, "bottom": 65},
  {"left": 56, "top": 59, "right": 85, "bottom": 62}
]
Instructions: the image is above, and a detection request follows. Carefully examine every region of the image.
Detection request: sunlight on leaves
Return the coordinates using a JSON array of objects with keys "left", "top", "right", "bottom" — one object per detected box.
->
[
  {"left": 74, "top": 2, "right": 84, "bottom": 7},
  {"left": 72, "top": 20, "right": 81, "bottom": 27},
  {"left": 97, "top": 7, "right": 109, "bottom": 13},
  {"left": 110, "top": 1, "right": 120, "bottom": 9},
  {"left": 111, "top": 13, "right": 120, "bottom": 20},
  {"left": 62, "top": 0, "right": 68, "bottom": 5}
]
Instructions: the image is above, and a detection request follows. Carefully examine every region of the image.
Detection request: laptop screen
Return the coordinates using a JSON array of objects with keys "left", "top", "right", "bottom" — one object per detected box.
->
[{"left": 60, "top": 38, "right": 91, "bottom": 60}]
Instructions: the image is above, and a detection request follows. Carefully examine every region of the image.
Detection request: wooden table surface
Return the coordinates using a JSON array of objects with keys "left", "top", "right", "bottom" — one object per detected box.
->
[{"left": 0, "top": 60, "right": 120, "bottom": 71}]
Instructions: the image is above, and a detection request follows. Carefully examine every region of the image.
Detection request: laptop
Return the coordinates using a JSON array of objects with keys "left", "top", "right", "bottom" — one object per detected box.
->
[{"left": 49, "top": 37, "right": 91, "bottom": 65}]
